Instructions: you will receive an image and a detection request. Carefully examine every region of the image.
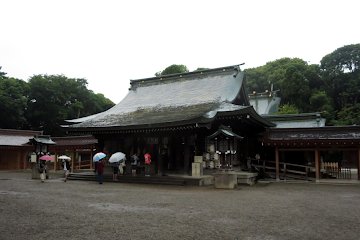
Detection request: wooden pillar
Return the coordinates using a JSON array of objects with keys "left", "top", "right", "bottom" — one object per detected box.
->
[
  {"left": 71, "top": 151, "right": 75, "bottom": 173},
  {"left": 315, "top": 149, "right": 320, "bottom": 183},
  {"left": 275, "top": 147, "right": 280, "bottom": 181},
  {"left": 184, "top": 138, "right": 190, "bottom": 175},
  {"left": 157, "top": 138, "right": 163, "bottom": 176},
  {"left": 358, "top": 148, "right": 360, "bottom": 180},
  {"left": 54, "top": 153, "right": 57, "bottom": 171},
  {"left": 90, "top": 149, "right": 94, "bottom": 170}
]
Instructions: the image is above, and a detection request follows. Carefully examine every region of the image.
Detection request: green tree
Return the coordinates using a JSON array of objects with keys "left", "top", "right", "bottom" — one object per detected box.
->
[
  {"left": 335, "top": 103, "right": 360, "bottom": 125},
  {"left": 245, "top": 58, "right": 322, "bottom": 112},
  {"left": 25, "top": 75, "right": 114, "bottom": 136},
  {"left": 320, "top": 44, "right": 360, "bottom": 124},
  {"left": 0, "top": 66, "right": 7, "bottom": 79},
  {"left": 155, "top": 64, "right": 189, "bottom": 76},
  {"left": 0, "top": 77, "right": 29, "bottom": 129},
  {"left": 321, "top": 44, "right": 360, "bottom": 74},
  {"left": 277, "top": 104, "right": 300, "bottom": 114}
]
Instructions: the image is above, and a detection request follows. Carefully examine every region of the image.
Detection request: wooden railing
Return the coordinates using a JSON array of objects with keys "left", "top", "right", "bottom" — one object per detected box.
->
[
  {"left": 322, "top": 162, "right": 352, "bottom": 179},
  {"left": 74, "top": 160, "right": 92, "bottom": 170},
  {"left": 250, "top": 159, "right": 353, "bottom": 180},
  {"left": 250, "top": 158, "right": 313, "bottom": 180}
]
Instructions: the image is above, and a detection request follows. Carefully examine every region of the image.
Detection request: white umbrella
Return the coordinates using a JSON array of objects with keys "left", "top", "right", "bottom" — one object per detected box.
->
[
  {"left": 58, "top": 155, "right": 71, "bottom": 161},
  {"left": 109, "top": 152, "right": 126, "bottom": 163}
]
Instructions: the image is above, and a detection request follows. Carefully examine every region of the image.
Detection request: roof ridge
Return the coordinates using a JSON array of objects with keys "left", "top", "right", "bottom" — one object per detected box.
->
[{"left": 129, "top": 64, "right": 243, "bottom": 90}]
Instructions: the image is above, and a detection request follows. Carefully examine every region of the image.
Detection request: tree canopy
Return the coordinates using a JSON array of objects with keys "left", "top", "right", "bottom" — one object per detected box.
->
[
  {"left": 245, "top": 43, "right": 360, "bottom": 125},
  {"left": 0, "top": 77, "right": 29, "bottom": 129},
  {"left": 155, "top": 64, "right": 189, "bottom": 76},
  {"left": 0, "top": 71, "right": 114, "bottom": 136}
]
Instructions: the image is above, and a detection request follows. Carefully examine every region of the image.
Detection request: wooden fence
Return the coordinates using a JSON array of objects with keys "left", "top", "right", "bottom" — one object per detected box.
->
[{"left": 250, "top": 159, "right": 353, "bottom": 180}]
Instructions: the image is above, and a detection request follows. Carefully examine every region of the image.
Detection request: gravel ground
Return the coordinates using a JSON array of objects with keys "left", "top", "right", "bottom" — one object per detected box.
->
[{"left": 0, "top": 171, "right": 359, "bottom": 240}]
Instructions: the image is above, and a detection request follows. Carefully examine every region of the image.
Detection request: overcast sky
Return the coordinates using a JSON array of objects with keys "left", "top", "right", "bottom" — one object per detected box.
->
[{"left": 1, "top": 0, "right": 359, "bottom": 103}]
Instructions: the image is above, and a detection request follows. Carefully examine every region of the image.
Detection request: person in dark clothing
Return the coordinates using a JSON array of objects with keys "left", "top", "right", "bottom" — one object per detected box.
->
[
  {"left": 38, "top": 160, "right": 47, "bottom": 183},
  {"left": 96, "top": 159, "right": 105, "bottom": 184},
  {"left": 112, "top": 162, "right": 119, "bottom": 181}
]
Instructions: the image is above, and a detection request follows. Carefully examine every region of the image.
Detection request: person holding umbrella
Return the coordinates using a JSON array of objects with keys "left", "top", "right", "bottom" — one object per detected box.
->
[
  {"left": 93, "top": 152, "right": 106, "bottom": 184},
  {"left": 96, "top": 159, "right": 105, "bottom": 184},
  {"left": 58, "top": 155, "right": 71, "bottom": 182},
  {"left": 109, "top": 152, "right": 126, "bottom": 179},
  {"left": 38, "top": 160, "right": 47, "bottom": 182},
  {"left": 38, "top": 155, "right": 53, "bottom": 182}
]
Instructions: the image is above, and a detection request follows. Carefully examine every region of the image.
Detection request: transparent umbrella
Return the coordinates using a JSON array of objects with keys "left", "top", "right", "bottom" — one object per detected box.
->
[{"left": 109, "top": 152, "right": 126, "bottom": 163}]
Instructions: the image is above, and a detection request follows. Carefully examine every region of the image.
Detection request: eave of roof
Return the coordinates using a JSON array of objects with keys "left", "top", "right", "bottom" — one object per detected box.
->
[
  {"left": 31, "top": 135, "right": 56, "bottom": 145},
  {"left": 207, "top": 125, "right": 244, "bottom": 140},
  {"left": 262, "top": 126, "right": 360, "bottom": 147},
  {"left": 51, "top": 135, "right": 98, "bottom": 146}
]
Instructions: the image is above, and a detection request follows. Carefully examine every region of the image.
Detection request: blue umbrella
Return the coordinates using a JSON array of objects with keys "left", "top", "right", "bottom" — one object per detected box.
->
[{"left": 93, "top": 152, "right": 106, "bottom": 162}]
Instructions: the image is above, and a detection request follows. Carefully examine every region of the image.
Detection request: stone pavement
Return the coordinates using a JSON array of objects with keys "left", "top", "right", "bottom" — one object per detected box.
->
[{"left": 0, "top": 171, "right": 360, "bottom": 240}]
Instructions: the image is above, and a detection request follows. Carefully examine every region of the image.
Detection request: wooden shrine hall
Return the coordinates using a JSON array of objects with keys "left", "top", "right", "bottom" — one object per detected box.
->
[{"left": 64, "top": 65, "right": 274, "bottom": 175}]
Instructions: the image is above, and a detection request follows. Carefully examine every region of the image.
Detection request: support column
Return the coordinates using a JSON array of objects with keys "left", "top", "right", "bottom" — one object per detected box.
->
[
  {"left": 54, "top": 154, "right": 57, "bottom": 171},
  {"left": 275, "top": 147, "right": 280, "bottom": 181},
  {"left": 157, "top": 138, "right": 163, "bottom": 176},
  {"left": 71, "top": 151, "right": 75, "bottom": 173},
  {"left": 315, "top": 149, "right": 320, "bottom": 183},
  {"left": 90, "top": 150, "right": 93, "bottom": 170},
  {"left": 184, "top": 143, "right": 190, "bottom": 175}
]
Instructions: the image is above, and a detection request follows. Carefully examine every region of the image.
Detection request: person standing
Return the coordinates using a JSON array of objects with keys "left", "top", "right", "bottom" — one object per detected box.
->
[
  {"left": 38, "top": 160, "right": 47, "bottom": 183},
  {"left": 131, "top": 154, "right": 139, "bottom": 176},
  {"left": 63, "top": 160, "right": 71, "bottom": 182},
  {"left": 144, "top": 153, "right": 151, "bottom": 176},
  {"left": 112, "top": 161, "right": 119, "bottom": 181},
  {"left": 96, "top": 159, "right": 105, "bottom": 184}
]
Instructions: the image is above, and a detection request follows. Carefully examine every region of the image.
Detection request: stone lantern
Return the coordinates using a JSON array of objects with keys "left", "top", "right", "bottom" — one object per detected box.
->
[
  {"left": 28, "top": 135, "right": 56, "bottom": 179},
  {"left": 207, "top": 125, "right": 243, "bottom": 170},
  {"left": 207, "top": 125, "right": 243, "bottom": 189}
]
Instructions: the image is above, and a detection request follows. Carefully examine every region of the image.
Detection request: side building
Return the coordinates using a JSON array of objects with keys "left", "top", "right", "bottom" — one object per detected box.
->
[
  {"left": 0, "top": 129, "right": 42, "bottom": 170},
  {"left": 250, "top": 90, "right": 360, "bottom": 181}
]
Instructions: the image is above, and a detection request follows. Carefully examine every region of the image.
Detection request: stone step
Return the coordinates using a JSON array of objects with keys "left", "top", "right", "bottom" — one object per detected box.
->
[{"left": 67, "top": 173, "right": 190, "bottom": 186}]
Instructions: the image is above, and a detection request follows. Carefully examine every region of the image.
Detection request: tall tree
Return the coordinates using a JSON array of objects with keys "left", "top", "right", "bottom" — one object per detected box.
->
[
  {"left": 0, "top": 66, "right": 7, "bottom": 79},
  {"left": 25, "top": 75, "right": 114, "bottom": 136},
  {"left": 245, "top": 58, "right": 322, "bottom": 112},
  {"left": 0, "top": 77, "right": 29, "bottom": 129},
  {"left": 320, "top": 44, "right": 360, "bottom": 124}
]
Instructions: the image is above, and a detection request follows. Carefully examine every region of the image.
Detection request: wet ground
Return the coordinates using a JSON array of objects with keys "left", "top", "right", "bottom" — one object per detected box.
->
[{"left": 0, "top": 171, "right": 359, "bottom": 240}]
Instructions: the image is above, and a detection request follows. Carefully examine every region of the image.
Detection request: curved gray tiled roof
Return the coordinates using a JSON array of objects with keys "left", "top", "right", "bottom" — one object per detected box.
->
[
  {"left": 68, "top": 66, "right": 263, "bottom": 129},
  {"left": 0, "top": 129, "right": 43, "bottom": 146}
]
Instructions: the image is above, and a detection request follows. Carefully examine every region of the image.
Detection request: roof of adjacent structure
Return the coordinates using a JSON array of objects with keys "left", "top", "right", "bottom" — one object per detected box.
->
[
  {"left": 66, "top": 65, "right": 274, "bottom": 131},
  {"left": 31, "top": 135, "right": 56, "bottom": 145},
  {"left": 51, "top": 135, "right": 98, "bottom": 146},
  {"left": 263, "top": 112, "right": 326, "bottom": 128},
  {"left": 262, "top": 126, "right": 360, "bottom": 147},
  {"left": 0, "top": 129, "right": 43, "bottom": 147}
]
